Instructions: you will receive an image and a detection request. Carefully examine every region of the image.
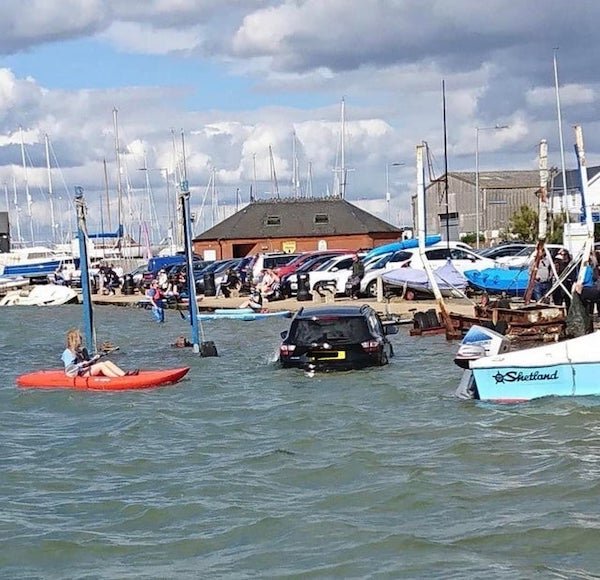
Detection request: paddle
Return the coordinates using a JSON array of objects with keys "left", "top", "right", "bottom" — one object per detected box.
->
[{"left": 173, "top": 295, "right": 186, "bottom": 320}]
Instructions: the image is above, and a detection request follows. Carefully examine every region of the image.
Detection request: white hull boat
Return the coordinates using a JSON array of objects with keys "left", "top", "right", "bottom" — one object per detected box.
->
[
  {"left": 0, "top": 276, "right": 29, "bottom": 294},
  {"left": 0, "top": 284, "right": 79, "bottom": 306},
  {"left": 455, "top": 325, "right": 600, "bottom": 403}
]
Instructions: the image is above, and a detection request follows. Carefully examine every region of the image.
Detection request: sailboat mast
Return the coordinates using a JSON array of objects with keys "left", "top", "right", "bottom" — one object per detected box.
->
[
  {"left": 442, "top": 80, "right": 450, "bottom": 247},
  {"left": 179, "top": 130, "right": 202, "bottom": 353},
  {"left": 306, "top": 161, "right": 313, "bottom": 198},
  {"left": 553, "top": 49, "right": 570, "bottom": 220},
  {"left": 211, "top": 167, "right": 217, "bottom": 228},
  {"left": 44, "top": 134, "right": 57, "bottom": 245},
  {"left": 574, "top": 125, "right": 593, "bottom": 286},
  {"left": 252, "top": 153, "right": 257, "bottom": 201},
  {"left": 75, "top": 187, "right": 96, "bottom": 355},
  {"left": 12, "top": 176, "right": 22, "bottom": 244},
  {"left": 340, "top": 98, "right": 346, "bottom": 198},
  {"left": 113, "top": 108, "right": 123, "bottom": 235},
  {"left": 19, "top": 127, "right": 34, "bottom": 245},
  {"left": 524, "top": 140, "right": 549, "bottom": 304},
  {"left": 417, "top": 143, "right": 456, "bottom": 337},
  {"left": 103, "top": 158, "right": 112, "bottom": 231},
  {"left": 171, "top": 129, "right": 184, "bottom": 248},
  {"left": 292, "top": 130, "right": 300, "bottom": 197},
  {"left": 269, "top": 145, "right": 280, "bottom": 199}
]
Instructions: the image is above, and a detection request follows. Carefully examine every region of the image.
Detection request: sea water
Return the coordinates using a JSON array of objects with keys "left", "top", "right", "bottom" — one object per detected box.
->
[{"left": 1, "top": 305, "right": 600, "bottom": 578}]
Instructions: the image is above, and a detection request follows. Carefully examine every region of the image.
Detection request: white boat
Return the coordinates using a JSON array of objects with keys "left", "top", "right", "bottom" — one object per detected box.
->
[
  {"left": 0, "top": 246, "right": 72, "bottom": 278},
  {"left": 0, "top": 284, "right": 79, "bottom": 306},
  {"left": 0, "top": 275, "right": 29, "bottom": 294},
  {"left": 454, "top": 324, "right": 600, "bottom": 403}
]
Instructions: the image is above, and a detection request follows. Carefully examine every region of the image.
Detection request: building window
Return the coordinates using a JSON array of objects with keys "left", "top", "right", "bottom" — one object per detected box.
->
[
  {"left": 314, "top": 213, "right": 329, "bottom": 224},
  {"left": 265, "top": 215, "right": 281, "bottom": 226}
]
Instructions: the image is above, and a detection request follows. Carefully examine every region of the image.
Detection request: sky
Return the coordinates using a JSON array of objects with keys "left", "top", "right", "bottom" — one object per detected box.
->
[{"left": 0, "top": 0, "right": 599, "bottom": 245}]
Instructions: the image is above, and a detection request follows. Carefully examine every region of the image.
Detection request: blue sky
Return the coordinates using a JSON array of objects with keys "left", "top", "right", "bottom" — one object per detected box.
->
[{"left": 0, "top": 0, "right": 599, "bottom": 244}]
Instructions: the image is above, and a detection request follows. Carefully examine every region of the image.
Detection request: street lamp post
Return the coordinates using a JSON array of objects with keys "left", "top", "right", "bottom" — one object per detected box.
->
[
  {"left": 386, "top": 162, "right": 405, "bottom": 223},
  {"left": 475, "top": 124, "right": 509, "bottom": 248}
]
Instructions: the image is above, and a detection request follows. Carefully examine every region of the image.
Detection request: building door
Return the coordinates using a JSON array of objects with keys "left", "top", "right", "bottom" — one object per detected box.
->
[{"left": 233, "top": 243, "right": 255, "bottom": 258}]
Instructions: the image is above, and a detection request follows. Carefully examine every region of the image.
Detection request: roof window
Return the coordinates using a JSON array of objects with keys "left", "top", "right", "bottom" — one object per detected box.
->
[
  {"left": 314, "top": 213, "right": 329, "bottom": 225},
  {"left": 265, "top": 215, "right": 281, "bottom": 226}
]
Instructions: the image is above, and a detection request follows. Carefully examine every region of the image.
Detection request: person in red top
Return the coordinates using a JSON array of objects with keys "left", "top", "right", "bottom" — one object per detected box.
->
[{"left": 147, "top": 279, "right": 165, "bottom": 322}]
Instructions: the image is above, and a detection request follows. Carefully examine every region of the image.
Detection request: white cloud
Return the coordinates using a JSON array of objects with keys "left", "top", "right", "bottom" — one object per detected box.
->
[
  {"left": 99, "top": 21, "right": 203, "bottom": 55},
  {"left": 1, "top": 1, "right": 600, "bottom": 241}
]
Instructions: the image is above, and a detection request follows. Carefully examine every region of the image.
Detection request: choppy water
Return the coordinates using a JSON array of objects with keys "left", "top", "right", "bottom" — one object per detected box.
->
[{"left": 1, "top": 305, "right": 600, "bottom": 579}]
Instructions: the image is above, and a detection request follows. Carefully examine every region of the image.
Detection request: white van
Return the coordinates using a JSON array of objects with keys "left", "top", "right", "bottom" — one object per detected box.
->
[{"left": 251, "top": 252, "right": 300, "bottom": 283}]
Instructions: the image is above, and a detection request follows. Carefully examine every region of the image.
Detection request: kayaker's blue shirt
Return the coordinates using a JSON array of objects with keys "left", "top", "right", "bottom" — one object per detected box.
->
[{"left": 61, "top": 348, "right": 82, "bottom": 377}]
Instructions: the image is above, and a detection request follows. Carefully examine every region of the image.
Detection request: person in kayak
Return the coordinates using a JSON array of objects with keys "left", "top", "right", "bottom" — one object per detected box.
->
[
  {"left": 238, "top": 286, "right": 265, "bottom": 312},
  {"left": 61, "top": 328, "right": 133, "bottom": 377}
]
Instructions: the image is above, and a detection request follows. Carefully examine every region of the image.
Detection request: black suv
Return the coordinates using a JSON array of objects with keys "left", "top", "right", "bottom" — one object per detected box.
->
[{"left": 279, "top": 305, "right": 398, "bottom": 371}]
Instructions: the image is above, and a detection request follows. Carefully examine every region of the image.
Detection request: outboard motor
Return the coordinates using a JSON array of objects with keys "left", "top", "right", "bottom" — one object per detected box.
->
[{"left": 454, "top": 325, "right": 511, "bottom": 399}]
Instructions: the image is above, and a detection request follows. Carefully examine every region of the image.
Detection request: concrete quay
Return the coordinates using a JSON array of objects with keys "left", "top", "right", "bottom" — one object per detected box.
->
[{"left": 91, "top": 290, "right": 478, "bottom": 321}]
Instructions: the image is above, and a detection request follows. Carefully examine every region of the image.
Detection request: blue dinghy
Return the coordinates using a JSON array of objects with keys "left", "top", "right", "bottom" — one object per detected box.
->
[
  {"left": 463, "top": 267, "right": 530, "bottom": 296},
  {"left": 198, "top": 308, "right": 292, "bottom": 321},
  {"left": 363, "top": 235, "right": 442, "bottom": 260}
]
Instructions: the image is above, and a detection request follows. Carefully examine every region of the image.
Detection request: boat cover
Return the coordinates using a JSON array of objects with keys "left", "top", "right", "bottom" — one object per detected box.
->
[
  {"left": 463, "top": 267, "right": 529, "bottom": 296},
  {"left": 382, "top": 260, "right": 468, "bottom": 293},
  {"left": 363, "top": 235, "right": 442, "bottom": 260}
]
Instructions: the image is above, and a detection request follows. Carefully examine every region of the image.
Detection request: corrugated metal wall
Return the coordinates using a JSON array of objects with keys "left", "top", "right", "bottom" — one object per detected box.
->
[{"left": 420, "top": 174, "right": 539, "bottom": 240}]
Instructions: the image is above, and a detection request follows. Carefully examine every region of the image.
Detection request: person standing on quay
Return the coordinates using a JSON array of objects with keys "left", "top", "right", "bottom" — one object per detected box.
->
[{"left": 349, "top": 254, "right": 365, "bottom": 299}]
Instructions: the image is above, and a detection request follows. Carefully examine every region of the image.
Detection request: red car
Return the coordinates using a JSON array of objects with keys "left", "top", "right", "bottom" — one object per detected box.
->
[{"left": 275, "top": 250, "right": 351, "bottom": 279}]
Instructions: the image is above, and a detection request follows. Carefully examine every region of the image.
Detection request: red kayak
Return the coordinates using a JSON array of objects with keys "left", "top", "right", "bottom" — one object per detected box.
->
[{"left": 16, "top": 367, "right": 190, "bottom": 391}]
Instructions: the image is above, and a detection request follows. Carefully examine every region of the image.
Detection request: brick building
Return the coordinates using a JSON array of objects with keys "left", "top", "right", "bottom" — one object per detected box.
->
[{"left": 192, "top": 198, "right": 402, "bottom": 259}]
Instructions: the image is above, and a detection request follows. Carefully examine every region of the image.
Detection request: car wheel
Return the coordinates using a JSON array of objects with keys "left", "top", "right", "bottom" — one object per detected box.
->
[{"left": 366, "top": 280, "right": 378, "bottom": 297}]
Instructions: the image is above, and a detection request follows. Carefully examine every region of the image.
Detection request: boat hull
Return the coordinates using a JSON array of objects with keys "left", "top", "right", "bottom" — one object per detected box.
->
[
  {"left": 0, "top": 284, "right": 78, "bottom": 306},
  {"left": 3, "top": 260, "right": 62, "bottom": 278},
  {"left": 16, "top": 367, "right": 190, "bottom": 390},
  {"left": 470, "top": 331, "right": 600, "bottom": 402},
  {"left": 198, "top": 309, "right": 292, "bottom": 321}
]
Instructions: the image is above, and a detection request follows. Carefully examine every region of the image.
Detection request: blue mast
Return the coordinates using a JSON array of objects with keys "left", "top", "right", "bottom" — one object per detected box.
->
[
  {"left": 74, "top": 187, "right": 96, "bottom": 355},
  {"left": 180, "top": 179, "right": 201, "bottom": 353}
]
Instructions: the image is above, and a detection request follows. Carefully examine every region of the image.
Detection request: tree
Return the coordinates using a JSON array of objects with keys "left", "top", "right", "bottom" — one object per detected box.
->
[
  {"left": 508, "top": 205, "right": 538, "bottom": 242},
  {"left": 508, "top": 205, "right": 567, "bottom": 244}
]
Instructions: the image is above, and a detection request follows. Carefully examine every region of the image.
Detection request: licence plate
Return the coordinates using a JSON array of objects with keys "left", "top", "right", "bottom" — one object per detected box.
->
[{"left": 311, "top": 350, "right": 346, "bottom": 361}]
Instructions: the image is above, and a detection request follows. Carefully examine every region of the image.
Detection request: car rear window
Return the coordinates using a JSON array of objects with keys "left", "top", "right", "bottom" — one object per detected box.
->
[
  {"left": 291, "top": 317, "right": 370, "bottom": 344},
  {"left": 264, "top": 254, "right": 299, "bottom": 269}
]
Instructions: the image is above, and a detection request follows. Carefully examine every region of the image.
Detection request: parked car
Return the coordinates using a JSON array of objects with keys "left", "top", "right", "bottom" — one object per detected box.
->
[
  {"left": 477, "top": 243, "right": 531, "bottom": 260},
  {"left": 274, "top": 250, "right": 350, "bottom": 279},
  {"left": 496, "top": 244, "right": 566, "bottom": 269},
  {"left": 359, "top": 250, "right": 414, "bottom": 297},
  {"left": 125, "top": 264, "right": 150, "bottom": 291},
  {"left": 398, "top": 242, "right": 497, "bottom": 274},
  {"left": 282, "top": 253, "right": 352, "bottom": 297},
  {"left": 307, "top": 253, "right": 357, "bottom": 296},
  {"left": 194, "top": 259, "right": 235, "bottom": 293},
  {"left": 279, "top": 305, "right": 398, "bottom": 371},
  {"left": 249, "top": 252, "right": 300, "bottom": 283}
]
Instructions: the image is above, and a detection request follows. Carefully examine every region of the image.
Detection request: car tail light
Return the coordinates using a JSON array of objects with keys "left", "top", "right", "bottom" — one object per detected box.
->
[
  {"left": 280, "top": 344, "right": 296, "bottom": 356},
  {"left": 361, "top": 340, "right": 380, "bottom": 353}
]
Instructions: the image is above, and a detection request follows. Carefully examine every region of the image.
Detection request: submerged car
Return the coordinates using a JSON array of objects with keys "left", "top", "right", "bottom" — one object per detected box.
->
[{"left": 279, "top": 305, "right": 398, "bottom": 371}]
